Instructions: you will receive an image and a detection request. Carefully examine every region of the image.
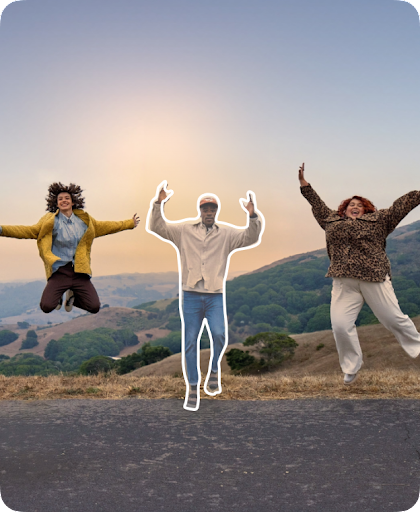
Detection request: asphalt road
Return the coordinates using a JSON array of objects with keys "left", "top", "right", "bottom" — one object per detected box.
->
[{"left": 0, "top": 399, "right": 419, "bottom": 512}]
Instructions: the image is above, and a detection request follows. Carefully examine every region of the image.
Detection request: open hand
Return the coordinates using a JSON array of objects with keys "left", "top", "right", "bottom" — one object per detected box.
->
[
  {"left": 241, "top": 193, "right": 256, "bottom": 217},
  {"left": 298, "top": 163, "right": 308, "bottom": 187},
  {"left": 132, "top": 213, "right": 140, "bottom": 228},
  {"left": 156, "top": 181, "right": 173, "bottom": 204}
]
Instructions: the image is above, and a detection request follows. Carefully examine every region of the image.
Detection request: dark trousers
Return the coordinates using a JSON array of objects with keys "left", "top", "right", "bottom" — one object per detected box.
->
[{"left": 40, "top": 262, "right": 101, "bottom": 314}]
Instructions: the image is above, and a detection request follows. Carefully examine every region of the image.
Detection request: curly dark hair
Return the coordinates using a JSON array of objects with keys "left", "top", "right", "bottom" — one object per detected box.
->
[
  {"left": 46, "top": 183, "right": 85, "bottom": 212},
  {"left": 337, "top": 195, "right": 376, "bottom": 217}
]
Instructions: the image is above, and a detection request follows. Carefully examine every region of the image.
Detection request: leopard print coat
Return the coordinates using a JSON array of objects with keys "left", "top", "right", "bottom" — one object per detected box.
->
[{"left": 301, "top": 184, "right": 420, "bottom": 282}]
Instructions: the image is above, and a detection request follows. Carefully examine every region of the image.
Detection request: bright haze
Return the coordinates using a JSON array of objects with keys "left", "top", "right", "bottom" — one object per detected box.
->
[{"left": 0, "top": 0, "right": 420, "bottom": 281}]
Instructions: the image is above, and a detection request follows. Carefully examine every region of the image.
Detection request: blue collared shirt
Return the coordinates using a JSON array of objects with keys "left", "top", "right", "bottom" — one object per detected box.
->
[{"left": 52, "top": 212, "right": 88, "bottom": 273}]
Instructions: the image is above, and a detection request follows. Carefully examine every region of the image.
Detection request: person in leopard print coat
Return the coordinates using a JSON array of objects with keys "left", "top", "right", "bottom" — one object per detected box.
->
[{"left": 299, "top": 163, "right": 420, "bottom": 385}]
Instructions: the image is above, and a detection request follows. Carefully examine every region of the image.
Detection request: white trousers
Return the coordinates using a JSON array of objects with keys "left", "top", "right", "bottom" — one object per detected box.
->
[{"left": 330, "top": 276, "right": 420, "bottom": 374}]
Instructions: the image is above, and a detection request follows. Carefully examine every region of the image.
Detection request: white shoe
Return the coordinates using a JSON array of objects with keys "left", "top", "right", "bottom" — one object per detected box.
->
[
  {"left": 65, "top": 290, "right": 75, "bottom": 312},
  {"left": 55, "top": 297, "right": 63, "bottom": 311},
  {"left": 343, "top": 373, "right": 359, "bottom": 385}
]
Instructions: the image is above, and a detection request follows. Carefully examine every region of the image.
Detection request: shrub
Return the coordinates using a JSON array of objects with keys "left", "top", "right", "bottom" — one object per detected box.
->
[
  {"left": 226, "top": 349, "right": 256, "bottom": 371},
  {"left": 116, "top": 353, "right": 145, "bottom": 375},
  {"left": 17, "top": 321, "right": 30, "bottom": 329},
  {"left": 244, "top": 331, "right": 298, "bottom": 368}
]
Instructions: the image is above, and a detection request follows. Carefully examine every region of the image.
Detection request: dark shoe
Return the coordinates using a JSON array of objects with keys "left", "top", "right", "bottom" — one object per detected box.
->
[
  {"left": 65, "top": 290, "right": 75, "bottom": 312},
  {"left": 204, "top": 372, "right": 221, "bottom": 395}
]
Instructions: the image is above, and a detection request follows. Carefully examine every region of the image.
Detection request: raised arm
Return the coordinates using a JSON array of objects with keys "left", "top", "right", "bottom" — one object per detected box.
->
[
  {"left": 148, "top": 181, "right": 182, "bottom": 247},
  {"left": 382, "top": 190, "right": 420, "bottom": 234},
  {"left": 299, "top": 163, "right": 332, "bottom": 230},
  {"left": 229, "top": 192, "right": 263, "bottom": 251}
]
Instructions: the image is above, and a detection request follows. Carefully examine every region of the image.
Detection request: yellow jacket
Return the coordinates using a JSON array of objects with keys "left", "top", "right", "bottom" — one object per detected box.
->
[{"left": 0, "top": 210, "right": 135, "bottom": 279}]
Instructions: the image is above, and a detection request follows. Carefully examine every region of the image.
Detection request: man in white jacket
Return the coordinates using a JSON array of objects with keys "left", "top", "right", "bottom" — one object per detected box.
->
[{"left": 147, "top": 182, "right": 264, "bottom": 411}]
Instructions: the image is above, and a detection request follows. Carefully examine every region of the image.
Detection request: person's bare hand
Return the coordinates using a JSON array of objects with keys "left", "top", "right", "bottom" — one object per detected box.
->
[
  {"left": 245, "top": 194, "right": 255, "bottom": 217},
  {"left": 132, "top": 214, "right": 140, "bottom": 228},
  {"left": 240, "top": 192, "right": 256, "bottom": 217},
  {"left": 298, "top": 163, "right": 308, "bottom": 187},
  {"left": 157, "top": 188, "right": 167, "bottom": 204}
]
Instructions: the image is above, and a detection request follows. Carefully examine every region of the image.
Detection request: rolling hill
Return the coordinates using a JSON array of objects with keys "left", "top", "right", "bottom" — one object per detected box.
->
[
  {"left": 0, "top": 307, "right": 171, "bottom": 359},
  {"left": 127, "top": 316, "right": 420, "bottom": 379}
]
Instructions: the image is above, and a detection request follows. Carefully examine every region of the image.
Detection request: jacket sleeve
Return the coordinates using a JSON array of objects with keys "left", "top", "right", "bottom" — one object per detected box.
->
[
  {"left": 149, "top": 202, "right": 182, "bottom": 247},
  {"left": 0, "top": 217, "right": 43, "bottom": 239},
  {"left": 93, "top": 218, "right": 135, "bottom": 238},
  {"left": 382, "top": 191, "right": 420, "bottom": 234},
  {"left": 229, "top": 216, "right": 262, "bottom": 251},
  {"left": 301, "top": 184, "right": 332, "bottom": 231}
]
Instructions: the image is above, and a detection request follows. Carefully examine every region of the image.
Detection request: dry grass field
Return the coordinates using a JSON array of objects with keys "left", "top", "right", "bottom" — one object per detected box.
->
[
  {"left": 1, "top": 316, "right": 419, "bottom": 402},
  {"left": 1, "top": 369, "right": 420, "bottom": 401}
]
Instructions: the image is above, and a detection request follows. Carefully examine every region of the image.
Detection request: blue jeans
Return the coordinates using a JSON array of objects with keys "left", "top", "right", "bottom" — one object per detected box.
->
[{"left": 182, "top": 291, "right": 226, "bottom": 385}]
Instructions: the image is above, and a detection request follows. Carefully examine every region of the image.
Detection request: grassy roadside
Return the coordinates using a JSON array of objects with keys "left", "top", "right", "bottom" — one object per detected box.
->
[{"left": 1, "top": 369, "right": 420, "bottom": 401}]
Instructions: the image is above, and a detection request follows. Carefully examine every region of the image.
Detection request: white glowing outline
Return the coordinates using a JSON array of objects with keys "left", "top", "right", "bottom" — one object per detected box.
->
[
  {"left": 0, "top": 0, "right": 23, "bottom": 25},
  {"left": 146, "top": 181, "right": 265, "bottom": 411}
]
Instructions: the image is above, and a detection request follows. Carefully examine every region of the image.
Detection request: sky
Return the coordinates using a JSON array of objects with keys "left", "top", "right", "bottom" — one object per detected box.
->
[{"left": 0, "top": 0, "right": 420, "bottom": 281}]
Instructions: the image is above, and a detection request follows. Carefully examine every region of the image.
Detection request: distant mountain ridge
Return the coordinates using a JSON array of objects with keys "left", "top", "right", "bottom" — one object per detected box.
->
[
  {"left": 1, "top": 219, "right": 420, "bottom": 326},
  {"left": 0, "top": 272, "right": 179, "bottom": 324}
]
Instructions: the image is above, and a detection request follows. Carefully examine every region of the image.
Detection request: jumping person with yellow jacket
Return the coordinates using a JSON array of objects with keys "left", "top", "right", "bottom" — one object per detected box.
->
[
  {"left": 299, "top": 163, "right": 420, "bottom": 385},
  {"left": 0, "top": 183, "right": 139, "bottom": 314}
]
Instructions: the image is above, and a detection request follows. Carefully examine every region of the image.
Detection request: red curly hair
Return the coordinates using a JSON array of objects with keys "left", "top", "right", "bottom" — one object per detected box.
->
[{"left": 337, "top": 196, "right": 376, "bottom": 217}]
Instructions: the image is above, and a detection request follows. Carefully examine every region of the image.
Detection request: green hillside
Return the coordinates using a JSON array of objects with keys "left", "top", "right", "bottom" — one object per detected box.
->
[{"left": 225, "top": 220, "right": 420, "bottom": 335}]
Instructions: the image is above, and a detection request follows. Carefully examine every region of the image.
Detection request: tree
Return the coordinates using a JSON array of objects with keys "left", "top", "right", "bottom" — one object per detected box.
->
[
  {"left": 20, "top": 330, "right": 39, "bottom": 350},
  {"left": 165, "top": 315, "right": 181, "bottom": 331},
  {"left": 79, "top": 356, "right": 116, "bottom": 375},
  {"left": 305, "top": 304, "right": 331, "bottom": 332},
  {"left": 0, "top": 330, "right": 19, "bottom": 347},
  {"left": 17, "top": 321, "right": 30, "bottom": 329},
  {"left": 149, "top": 331, "right": 182, "bottom": 354},
  {"left": 111, "top": 329, "right": 138, "bottom": 347},
  {"left": 138, "top": 342, "right": 172, "bottom": 366},
  {"left": 244, "top": 331, "right": 298, "bottom": 368},
  {"left": 0, "top": 353, "right": 60, "bottom": 376},
  {"left": 116, "top": 343, "right": 172, "bottom": 374}
]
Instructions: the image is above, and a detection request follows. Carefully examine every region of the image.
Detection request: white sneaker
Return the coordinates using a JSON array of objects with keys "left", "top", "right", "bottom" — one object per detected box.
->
[
  {"left": 65, "top": 290, "right": 75, "bottom": 312},
  {"left": 343, "top": 373, "right": 359, "bottom": 385},
  {"left": 55, "top": 297, "right": 63, "bottom": 311}
]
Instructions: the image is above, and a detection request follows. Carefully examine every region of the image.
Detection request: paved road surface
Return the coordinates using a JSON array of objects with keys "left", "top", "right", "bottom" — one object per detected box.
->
[{"left": 0, "top": 399, "right": 419, "bottom": 512}]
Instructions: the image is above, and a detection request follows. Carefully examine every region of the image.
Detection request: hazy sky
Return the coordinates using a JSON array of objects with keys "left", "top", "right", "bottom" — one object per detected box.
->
[{"left": 1, "top": 0, "right": 420, "bottom": 281}]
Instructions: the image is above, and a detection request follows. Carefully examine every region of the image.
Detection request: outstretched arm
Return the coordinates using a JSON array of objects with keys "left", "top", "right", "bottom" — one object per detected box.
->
[
  {"left": 0, "top": 217, "right": 44, "bottom": 239},
  {"left": 148, "top": 181, "right": 182, "bottom": 246},
  {"left": 299, "top": 163, "right": 332, "bottom": 230},
  {"left": 382, "top": 190, "right": 420, "bottom": 234},
  {"left": 93, "top": 215, "right": 137, "bottom": 238}
]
